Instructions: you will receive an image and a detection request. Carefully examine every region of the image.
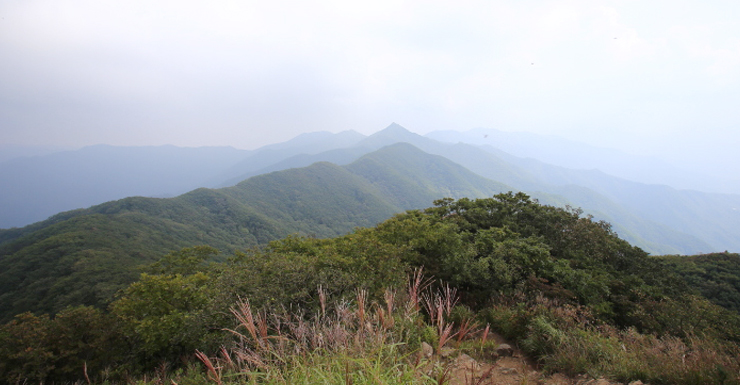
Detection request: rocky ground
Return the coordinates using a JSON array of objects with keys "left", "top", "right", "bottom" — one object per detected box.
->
[{"left": 424, "top": 332, "right": 646, "bottom": 385}]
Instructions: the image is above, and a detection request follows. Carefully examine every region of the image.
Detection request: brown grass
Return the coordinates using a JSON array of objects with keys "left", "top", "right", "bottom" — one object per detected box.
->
[{"left": 194, "top": 271, "right": 488, "bottom": 384}]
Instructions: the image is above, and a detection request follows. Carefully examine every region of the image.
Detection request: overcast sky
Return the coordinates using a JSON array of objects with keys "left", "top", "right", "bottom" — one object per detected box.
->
[{"left": 1, "top": 0, "right": 739, "bottom": 176}]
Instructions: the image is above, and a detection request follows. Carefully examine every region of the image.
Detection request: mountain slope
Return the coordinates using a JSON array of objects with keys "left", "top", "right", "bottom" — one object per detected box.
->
[
  {"left": 497, "top": 154, "right": 740, "bottom": 252},
  {"left": 5, "top": 123, "right": 739, "bottom": 255},
  {"left": 217, "top": 124, "right": 721, "bottom": 254},
  {"left": 0, "top": 131, "right": 367, "bottom": 229},
  {"left": 345, "top": 143, "right": 511, "bottom": 209},
  {"left": 0, "top": 145, "right": 251, "bottom": 228},
  {"left": 0, "top": 189, "right": 289, "bottom": 320},
  {"left": 0, "top": 144, "right": 512, "bottom": 320},
  {"left": 352, "top": 126, "right": 711, "bottom": 254},
  {"left": 222, "top": 162, "right": 400, "bottom": 237},
  {"left": 3, "top": 122, "right": 740, "bottom": 323},
  {"left": 427, "top": 127, "right": 740, "bottom": 194},
  {"left": 209, "top": 130, "right": 367, "bottom": 187},
  {"left": 217, "top": 147, "right": 371, "bottom": 187}
]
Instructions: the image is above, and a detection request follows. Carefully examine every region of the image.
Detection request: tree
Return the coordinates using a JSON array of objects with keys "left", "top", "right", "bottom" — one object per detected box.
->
[{"left": 111, "top": 246, "right": 218, "bottom": 367}]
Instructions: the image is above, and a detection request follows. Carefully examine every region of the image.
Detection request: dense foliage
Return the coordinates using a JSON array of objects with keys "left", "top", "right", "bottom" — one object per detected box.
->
[
  {"left": 0, "top": 145, "right": 510, "bottom": 322},
  {"left": 662, "top": 252, "right": 740, "bottom": 313},
  {"left": 1, "top": 193, "right": 739, "bottom": 384}
]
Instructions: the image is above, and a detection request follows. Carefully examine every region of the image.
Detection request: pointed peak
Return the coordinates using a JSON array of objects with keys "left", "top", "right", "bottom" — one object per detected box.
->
[
  {"left": 355, "top": 123, "right": 433, "bottom": 150},
  {"left": 368, "top": 123, "right": 417, "bottom": 140},
  {"left": 381, "top": 122, "right": 411, "bottom": 134}
]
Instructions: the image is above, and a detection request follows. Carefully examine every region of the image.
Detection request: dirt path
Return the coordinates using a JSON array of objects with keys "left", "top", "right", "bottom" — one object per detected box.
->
[{"left": 440, "top": 332, "right": 638, "bottom": 385}]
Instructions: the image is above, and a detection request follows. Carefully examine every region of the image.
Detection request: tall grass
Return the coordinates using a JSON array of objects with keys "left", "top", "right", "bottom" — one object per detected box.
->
[
  {"left": 175, "top": 276, "right": 740, "bottom": 385},
  {"left": 189, "top": 269, "right": 466, "bottom": 385}
]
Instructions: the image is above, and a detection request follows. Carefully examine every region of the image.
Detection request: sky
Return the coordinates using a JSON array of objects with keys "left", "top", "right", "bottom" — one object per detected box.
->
[{"left": 1, "top": 0, "right": 740, "bottom": 176}]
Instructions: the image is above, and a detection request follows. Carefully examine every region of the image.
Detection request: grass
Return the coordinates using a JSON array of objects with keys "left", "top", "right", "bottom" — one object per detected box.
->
[
  {"left": 177, "top": 269, "right": 465, "bottom": 385},
  {"left": 127, "top": 274, "right": 740, "bottom": 385},
  {"left": 482, "top": 293, "right": 740, "bottom": 385}
]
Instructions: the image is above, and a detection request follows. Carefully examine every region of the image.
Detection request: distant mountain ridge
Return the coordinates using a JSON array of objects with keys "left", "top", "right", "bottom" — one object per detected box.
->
[
  {"left": 0, "top": 145, "right": 251, "bottom": 228},
  {"left": 1, "top": 123, "right": 738, "bottom": 255},
  {"left": 0, "top": 131, "right": 369, "bottom": 229},
  {"left": 0, "top": 143, "right": 511, "bottom": 320},
  {"left": 426, "top": 128, "right": 740, "bottom": 194}
]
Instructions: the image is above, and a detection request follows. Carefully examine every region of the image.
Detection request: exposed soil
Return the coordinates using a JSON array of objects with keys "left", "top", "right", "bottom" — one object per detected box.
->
[{"left": 439, "top": 332, "right": 637, "bottom": 385}]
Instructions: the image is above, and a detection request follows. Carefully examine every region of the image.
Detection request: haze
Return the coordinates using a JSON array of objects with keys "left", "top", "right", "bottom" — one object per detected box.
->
[{"left": 1, "top": 0, "right": 739, "bottom": 179}]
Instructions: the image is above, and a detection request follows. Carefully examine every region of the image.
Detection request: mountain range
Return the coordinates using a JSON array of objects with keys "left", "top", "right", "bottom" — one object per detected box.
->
[
  {"left": 0, "top": 142, "right": 512, "bottom": 319},
  {"left": 4, "top": 123, "right": 740, "bottom": 319},
  {"left": 3, "top": 124, "right": 740, "bottom": 255}
]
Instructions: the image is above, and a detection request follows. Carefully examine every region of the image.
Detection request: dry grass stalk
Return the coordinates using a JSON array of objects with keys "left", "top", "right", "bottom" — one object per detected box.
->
[
  {"left": 438, "top": 322, "right": 457, "bottom": 353},
  {"left": 195, "top": 350, "right": 222, "bottom": 385},
  {"left": 421, "top": 291, "right": 440, "bottom": 328},
  {"left": 228, "top": 297, "right": 264, "bottom": 350},
  {"left": 203, "top": 272, "right": 481, "bottom": 381},
  {"left": 256, "top": 311, "right": 269, "bottom": 342},
  {"left": 383, "top": 289, "right": 396, "bottom": 330},
  {"left": 464, "top": 359, "right": 494, "bottom": 385},
  {"left": 440, "top": 284, "right": 458, "bottom": 318},
  {"left": 481, "top": 324, "right": 490, "bottom": 346},
  {"left": 83, "top": 361, "right": 91, "bottom": 385},
  {"left": 318, "top": 285, "right": 327, "bottom": 318},
  {"left": 433, "top": 365, "right": 452, "bottom": 385},
  {"left": 406, "top": 268, "right": 431, "bottom": 318},
  {"left": 421, "top": 283, "right": 462, "bottom": 352},
  {"left": 456, "top": 317, "right": 480, "bottom": 343},
  {"left": 219, "top": 347, "right": 235, "bottom": 371},
  {"left": 233, "top": 348, "right": 270, "bottom": 371},
  {"left": 356, "top": 289, "right": 368, "bottom": 328}
]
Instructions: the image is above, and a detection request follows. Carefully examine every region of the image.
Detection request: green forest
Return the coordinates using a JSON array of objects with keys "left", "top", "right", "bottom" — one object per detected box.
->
[
  {"left": 0, "top": 144, "right": 510, "bottom": 321},
  {"left": 2, "top": 193, "right": 739, "bottom": 384}
]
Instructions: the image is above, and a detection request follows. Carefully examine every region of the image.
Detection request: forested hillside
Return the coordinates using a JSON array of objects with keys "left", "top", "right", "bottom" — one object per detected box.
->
[
  {"left": 3, "top": 125, "right": 740, "bottom": 383},
  {"left": 0, "top": 131, "right": 365, "bottom": 229},
  {"left": 357, "top": 125, "right": 727, "bottom": 255},
  {"left": 0, "top": 144, "right": 511, "bottom": 321},
  {"left": 2, "top": 194, "right": 739, "bottom": 384},
  {"left": 662, "top": 252, "right": 740, "bottom": 313}
]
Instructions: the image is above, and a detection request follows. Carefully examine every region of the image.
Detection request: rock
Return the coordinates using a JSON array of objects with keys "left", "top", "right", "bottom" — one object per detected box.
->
[
  {"left": 495, "top": 343, "right": 514, "bottom": 357},
  {"left": 453, "top": 353, "right": 479, "bottom": 370},
  {"left": 500, "top": 367, "right": 518, "bottom": 375},
  {"left": 420, "top": 342, "right": 433, "bottom": 359},
  {"left": 628, "top": 381, "right": 645, "bottom": 385},
  {"left": 583, "top": 379, "right": 611, "bottom": 385}
]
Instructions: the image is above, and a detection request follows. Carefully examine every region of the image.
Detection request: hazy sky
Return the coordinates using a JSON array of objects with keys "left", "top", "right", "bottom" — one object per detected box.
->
[{"left": 1, "top": 0, "right": 739, "bottom": 175}]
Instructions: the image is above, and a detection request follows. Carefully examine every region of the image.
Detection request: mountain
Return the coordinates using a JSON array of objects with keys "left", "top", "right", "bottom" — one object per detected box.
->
[
  {"left": 340, "top": 126, "right": 712, "bottom": 254},
  {"left": 491, "top": 153, "right": 740, "bottom": 253},
  {"left": 0, "top": 131, "right": 367, "bottom": 229},
  {"left": 253, "top": 130, "right": 365, "bottom": 153},
  {"left": 209, "top": 130, "right": 367, "bottom": 187},
  {"left": 0, "top": 143, "right": 512, "bottom": 321},
  {"left": 216, "top": 147, "right": 370, "bottom": 187},
  {"left": 0, "top": 144, "right": 73, "bottom": 163},
  {"left": 0, "top": 145, "right": 250, "bottom": 228},
  {"left": 3, "top": 123, "right": 739, "bottom": 255},
  {"left": 426, "top": 127, "right": 740, "bottom": 194},
  {"left": 201, "top": 124, "right": 732, "bottom": 254},
  {"left": 426, "top": 148, "right": 712, "bottom": 254},
  {"left": 344, "top": 143, "right": 511, "bottom": 209}
]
